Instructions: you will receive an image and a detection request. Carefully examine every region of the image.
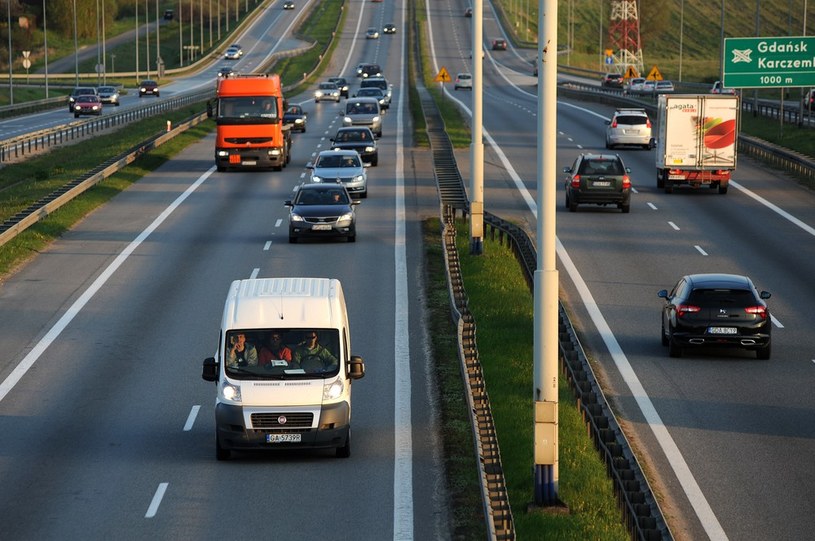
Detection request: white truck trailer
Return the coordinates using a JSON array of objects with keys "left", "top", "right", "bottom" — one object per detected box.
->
[{"left": 655, "top": 94, "right": 740, "bottom": 194}]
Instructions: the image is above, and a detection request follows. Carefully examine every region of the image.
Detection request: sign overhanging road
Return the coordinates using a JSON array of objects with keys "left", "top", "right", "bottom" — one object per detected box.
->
[{"left": 723, "top": 36, "right": 815, "bottom": 88}]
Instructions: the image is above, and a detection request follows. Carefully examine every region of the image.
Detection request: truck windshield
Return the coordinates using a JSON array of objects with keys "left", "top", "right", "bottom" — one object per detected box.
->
[
  {"left": 224, "top": 328, "right": 340, "bottom": 379},
  {"left": 217, "top": 96, "right": 279, "bottom": 122}
]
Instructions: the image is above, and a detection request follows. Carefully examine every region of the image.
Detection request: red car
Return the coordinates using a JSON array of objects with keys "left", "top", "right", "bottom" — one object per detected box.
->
[
  {"left": 139, "top": 80, "right": 160, "bottom": 97},
  {"left": 72, "top": 95, "right": 103, "bottom": 118}
]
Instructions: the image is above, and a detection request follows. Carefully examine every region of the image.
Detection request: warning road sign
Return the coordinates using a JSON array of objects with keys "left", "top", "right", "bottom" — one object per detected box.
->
[
  {"left": 624, "top": 66, "right": 639, "bottom": 79},
  {"left": 434, "top": 66, "right": 452, "bottom": 83},
  {"left": 646, "top": 65, "right": 663, "bottom": 81}
]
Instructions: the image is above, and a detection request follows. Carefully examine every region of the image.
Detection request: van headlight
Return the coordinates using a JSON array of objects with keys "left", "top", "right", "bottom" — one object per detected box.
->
[
  {"left": 221, "top": 381, "right": 242, "bottom": 403},
  {"left": 323, "top": 378, "right": 344, "bottom": 400}
]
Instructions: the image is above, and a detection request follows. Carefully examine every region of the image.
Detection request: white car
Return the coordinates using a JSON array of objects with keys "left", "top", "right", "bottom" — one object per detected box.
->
[
  {"left": 224, "top": 46, "right": 241, "bottom": 60},
  {"left": 624, "top": 77, "right": 646, "bottom": 94},
  {"left": 308, "top": 149, "right": 369, "bottom": 198},
  {"left": 314, "top": 81, "right": 341, "bottom": 103},
  {"left": 365, "top": 27, "right": 380, "bottom": 39},
  {"left": 454, "top": 73, "right": 473, "bottom": 90}
]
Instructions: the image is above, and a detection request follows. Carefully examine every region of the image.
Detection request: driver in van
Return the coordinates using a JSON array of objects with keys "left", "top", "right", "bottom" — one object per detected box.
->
[
  {"left": 293, "top": 331, "right": 338, "bottom": 370},
  {"left": 226, "top": 332, "right": 258, "bottom": 367}
]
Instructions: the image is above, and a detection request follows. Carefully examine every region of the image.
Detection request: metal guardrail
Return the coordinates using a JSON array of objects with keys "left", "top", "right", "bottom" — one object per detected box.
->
[
  {"left": 0, "top": 89, "right": 213, "bottom": 163},
  {"left": 0, "top": 110, "right": 208, "bottom": 248}
]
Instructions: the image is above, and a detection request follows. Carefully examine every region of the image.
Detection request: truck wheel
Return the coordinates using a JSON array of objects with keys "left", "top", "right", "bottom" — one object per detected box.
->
[
  {"left": 216, "top": 165, "right": 226, "bottom": 172},
  {"left": 718, "top": 183, "right": 728, "bottom": 194},
  {"left": 656, "top": 171, "right": 665, "bottom": 189},
  {"left": 216, "top": 437, "right": 231, "bottom": 461},
  {"left": 664, "top": 183, "right": 673, "bottom": 194},
  {"left": 336, "top": 429, "right": 351, "bottom": 458}
]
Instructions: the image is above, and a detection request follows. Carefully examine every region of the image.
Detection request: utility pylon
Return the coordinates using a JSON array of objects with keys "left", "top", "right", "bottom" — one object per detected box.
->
[{"left": 608, "top": 0, "right": 644, "bottom": 77}]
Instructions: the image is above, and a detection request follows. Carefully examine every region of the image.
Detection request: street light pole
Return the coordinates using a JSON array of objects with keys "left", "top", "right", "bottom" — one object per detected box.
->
[
  {"left": 73, "top": 0, "right": 79, "bottom": 86},
  {"left": 7, "top": 0, "right": 12, "bottom": 105},
  {"left": 679, "top": 0, "right": 685, "bottom": 82},
  {"left": 43, "top": 0, "right": 49, "bottom": 98}
]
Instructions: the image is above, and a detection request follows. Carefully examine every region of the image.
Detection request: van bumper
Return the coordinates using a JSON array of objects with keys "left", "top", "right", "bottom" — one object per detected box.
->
[{"left": 215, "top": 402, "right": 350, "bottom": 452}]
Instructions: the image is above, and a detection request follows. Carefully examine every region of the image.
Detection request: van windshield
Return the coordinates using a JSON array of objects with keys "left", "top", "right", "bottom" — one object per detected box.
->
[{"left": 224, "top": 328, "right": 340, "bottom": 379}]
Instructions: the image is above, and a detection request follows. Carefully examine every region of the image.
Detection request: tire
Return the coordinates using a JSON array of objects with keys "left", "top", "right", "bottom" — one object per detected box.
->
[
  {"left": 216, "top": 164, "right": 226, "bottom": 172},
  {"left": 347, "top": 234, "right": 356, "bottom": 243},
  {"left": 756, "top": 342, "right": 771, "bottom": 360},
  {"left": 661, "top": 322, "right": 669, "bottom": 346},
  {"left": 336, "top": 429, "right": 351, "bottom": 458},
  {"left": 564, "top": 193, "right": 570, "bottom": 209},
  {"left": 360, "top": 191, "right": 367, "bottom": 199},
  {"left": 371, "top": 158, "right": 378, "bottom": 167},
  {"left": 718, "top": 183, "right": 728, "bottom": 194},
  {"left": 620, "top": 203, "right": 630, "bottom": 213},
  {"left": 568, "top": 195, "right": 578, "bottom": 212},
  {"left": 216, "top": 437, "right": 231, "bottom": 461},
  {"left": 289, "top": 235, "right": 298, "bottom": 243},
  {"left": 668, "top": 337, "right": 682, "bottom": 358},
  {"left": 664, "top": 183, "right": 673, "bottom": 194},
  {"left": 656, "top": 171, "right": 665, "bottom": 189},
  {"left": 74, "top": 113, "right": 79, "bottom": 118}
]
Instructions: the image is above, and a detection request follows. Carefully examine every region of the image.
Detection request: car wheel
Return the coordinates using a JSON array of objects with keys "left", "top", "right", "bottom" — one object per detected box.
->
[
  {"left": 371, "top": 158, "right": 378, "bottom": 166},
  {"left": 289, "top": 235, "right": 298, "bottom": 243},
  {"left": 216, "top": 436, "right": 231, "bottom": 461},
  {"left": 668, "top": 336, "right": 682, "bottom": 358},
  {"left": 620, "top": 202, "right": 630, "bottom": 213},
  {"left": 360, "top": 190, "right": 367, "bottom": 199},
  {"left": 661, "top": 322, "right": 669, "bottom": 346},
  {"left": 605, "top": 141, "right": 613, "bottom": 149},
  {"left": 347, "top": 234, "right": 356, "bottom": 243},
  {"left": 756, "top": 342, "right": 771, "bottom": 360},
  {"left": 567, "top": 194, "right": 577, "bottom": 212},
  {"left": 336, "top": 429, "right": 351, "bottom": 457}
]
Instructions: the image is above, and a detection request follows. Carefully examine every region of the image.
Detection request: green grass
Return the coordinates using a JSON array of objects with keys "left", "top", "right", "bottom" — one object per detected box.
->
[{"left": 422, "top": 217, "right": 630, "bottom": 540}]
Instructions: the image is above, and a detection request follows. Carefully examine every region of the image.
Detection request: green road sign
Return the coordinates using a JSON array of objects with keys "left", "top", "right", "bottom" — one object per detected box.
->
[{"left": 723, "top": 36, "right": 815, "bottom": 88}]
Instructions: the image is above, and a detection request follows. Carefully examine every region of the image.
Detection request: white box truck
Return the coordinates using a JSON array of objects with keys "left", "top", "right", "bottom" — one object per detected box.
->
[
  {"left": 202, "top": 277, "right": 365, "bottom": 460},
  {"left": 655, "top": 94, "right": 739, "bottom": 194}
]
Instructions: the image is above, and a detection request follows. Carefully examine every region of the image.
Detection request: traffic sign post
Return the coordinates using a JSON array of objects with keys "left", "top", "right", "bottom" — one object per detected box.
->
[{"left": 723, "top": 36, "right": 815, "bottom": 88}]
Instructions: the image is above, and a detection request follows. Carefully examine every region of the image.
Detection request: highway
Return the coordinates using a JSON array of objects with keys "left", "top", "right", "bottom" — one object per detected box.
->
[
  {"left": 1, "top": 0, "right": 814, "bottom": 539},
  {"left": 435, "top": 1, "right": 815, "bottom": 540}
]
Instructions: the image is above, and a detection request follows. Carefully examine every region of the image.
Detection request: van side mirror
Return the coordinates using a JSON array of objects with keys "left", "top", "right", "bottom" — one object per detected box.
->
[
  {"left": 348, "top": 355, "right": 365, "bottom": 379},
  {"left": 202, "top": 357, "right": 219, "bottom": 381}
]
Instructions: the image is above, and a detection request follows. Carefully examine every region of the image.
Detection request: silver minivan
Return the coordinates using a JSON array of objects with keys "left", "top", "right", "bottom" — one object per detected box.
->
[{"left": 342, "top": 97, "right": 382, "bottom": 137}]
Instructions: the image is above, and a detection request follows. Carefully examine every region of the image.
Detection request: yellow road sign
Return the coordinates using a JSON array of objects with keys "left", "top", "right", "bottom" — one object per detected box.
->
[
  {"left": 624, "top": 66, "right": 639, "bottom": 79},
  {"left": 435, "top": 66, "right": 452, "bottom": 83},
  {"left": 646, "top": 65, "right": 663, "bottom": 81}
]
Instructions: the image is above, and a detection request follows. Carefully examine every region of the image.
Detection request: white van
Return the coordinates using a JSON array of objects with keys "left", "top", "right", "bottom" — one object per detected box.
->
[{"left": 202, "top": 277, "right": 365, "bottom": 460}]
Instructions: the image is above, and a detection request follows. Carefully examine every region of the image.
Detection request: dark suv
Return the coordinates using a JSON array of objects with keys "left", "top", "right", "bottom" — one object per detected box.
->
[
  {"left": 601, "top": 73, "right": 624, "bottom": 88},
  {"left": 67, "top": 87, "right": 98, "bottom": 111},
  {"left": 658, "top": 273, "right": 772, "bottom": 359},
  {"left": 563, "top": 153, "right": 631, "bottom": 213}
]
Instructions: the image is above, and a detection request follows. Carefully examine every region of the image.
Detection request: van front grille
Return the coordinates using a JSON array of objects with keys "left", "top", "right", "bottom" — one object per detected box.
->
[{"left": 251, "top": 412, "right": 313, "bottom": 429}]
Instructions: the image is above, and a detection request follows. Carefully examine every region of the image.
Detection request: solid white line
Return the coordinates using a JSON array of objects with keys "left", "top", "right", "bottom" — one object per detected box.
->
[
  {"left": 183, "top": 405, "right": 200, "bottom": 432},
  {"left": 145, "top": 482, "right": 169, "bottom": 518},
  {"left": 731, "top": 180, "right": 815, "bottom": 237},
  {"left": 695, "top": 245, "right": 709, "bottom": 256},
  {"left": 393, "top": 2, "right": 413, "bottom": 538},
  {"left": 0, "top": 166, "right": 217, "bottom": 404}
]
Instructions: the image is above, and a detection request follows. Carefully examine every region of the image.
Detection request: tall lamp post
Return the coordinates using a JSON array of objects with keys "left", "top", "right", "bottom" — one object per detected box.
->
[
  {"left": 7, "top": 0, "right": 12, "bottom": 105},
  {"left": 679, "top": 0, "right": 685, "bottom": 81},
  {"left": 73, "top": 0, "right": 79, "bottom": 85},
  {"left": 43, "top": 0, "right": 49, "bottom": 98}
]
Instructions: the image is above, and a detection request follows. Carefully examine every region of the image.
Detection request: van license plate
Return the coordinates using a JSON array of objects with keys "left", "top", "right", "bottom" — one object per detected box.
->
[
  {"left": 267, "top": 434, "right": 301, "bottom": 443},
  {"left": 708, "top": 327, "right": 737, "bottom": 335}
]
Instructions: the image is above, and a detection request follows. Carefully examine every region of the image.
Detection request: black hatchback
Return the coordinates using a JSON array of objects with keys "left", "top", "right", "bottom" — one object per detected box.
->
[
  {"left": 658, "top": 274, "right": 772, "bottom": 359},
  {"left": 330, "top": 127, "right": 378, "bottom": 166}
]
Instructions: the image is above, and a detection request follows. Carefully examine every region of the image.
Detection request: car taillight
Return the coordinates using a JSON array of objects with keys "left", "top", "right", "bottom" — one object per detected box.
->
[
  {"left": 646, "top": 119, "right": 652, "bottom": 128},
  {"left": 676, "top": 304, "right": 701, "bottom": 318},
  {"left": 744, "top": 306, "right": 768, "bottom": 319},
  {"left": 622, "top": 175, "right": 631, "bottom": 189},
  {"left": 571, "top": 175, "right": 580, "bottom": 188},
  {"left": 611, "top": 119, "right": 618, "bottom": 128}
]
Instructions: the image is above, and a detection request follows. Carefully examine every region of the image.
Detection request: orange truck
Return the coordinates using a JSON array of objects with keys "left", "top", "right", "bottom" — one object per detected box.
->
[{"left": 209, "top": 74, "right": 292, "bottom": 172}]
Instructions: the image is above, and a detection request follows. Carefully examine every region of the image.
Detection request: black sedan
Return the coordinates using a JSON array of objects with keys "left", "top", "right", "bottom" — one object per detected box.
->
[
  {"left": 658, "top": 273, "right": 772, "bottom": 359},
  {"left": 285, "top": 183, "right": 358, "bottom": 243},
  {"left": 330, "top": 127, "right": 378, "bottom": 166},
  {"left": 283, "top": 104, "right": 308, "bottom": 132}
]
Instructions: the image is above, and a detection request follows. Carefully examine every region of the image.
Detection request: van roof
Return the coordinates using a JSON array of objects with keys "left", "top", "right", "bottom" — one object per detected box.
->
[{"left": 222, "top": 277, "right": 345, "bottom": 330}]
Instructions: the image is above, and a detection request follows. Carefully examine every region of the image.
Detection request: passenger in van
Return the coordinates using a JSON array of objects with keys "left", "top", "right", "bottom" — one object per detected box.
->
[
  {"left": 293, "top": 331, "right": 338, "bottom": 370},
  {"left": 259, "top": 333, "right": 292, "bottom": 366},
  {"left": 226, "top": 332, "right": 258, "bottom": 367}
]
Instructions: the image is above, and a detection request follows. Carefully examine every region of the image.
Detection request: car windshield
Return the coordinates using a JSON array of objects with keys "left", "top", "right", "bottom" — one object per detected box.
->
[
  {"left": 224, "top": 328, "right": 340, "bottom": 379},
  {"left": 99, "top": 87, "right": 115, "bottom": 93},
  {"left": 296, "top": 188, "right": 350, "bottom": 205},
  {"left": 317, "top": 154, "right": 360, "bottom": 168},
  {"left": 580, "top": 160, "right": 624, "bottom": 176},
  {"left": 218, "top": 96, "right": 279, "bottom": 121},
  {"left": 688, "top": 289, "right": 755, "bottom": 307}
]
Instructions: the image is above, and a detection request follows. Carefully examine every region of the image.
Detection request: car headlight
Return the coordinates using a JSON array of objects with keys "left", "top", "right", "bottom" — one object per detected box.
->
[
  {"left": 311, "top": 175, "right": 323, "bottom": 182},
  {"left": 221, "top": 381, "right": 242, "bottom": 403},
  {"left": 352, "top": 175, "right": 364, "bottom": 183},
  {"left": 343, "top": 116, "right": 352, "bottom": 123},
  {"left": 364, "top": 146, "right": 375, "bottom": 153},
  {"left": 290, "top": 212, "right": 304, "bottom": 222},
  {"left": 323, "top": 378, "right": 344, "bottom": 400},
  {"left": 338, "top": 212, "right": 354, "bottom": 222},
  {"left": 92, "top": 106, "right": 99, "bottom": 111},
  {"left": 373, "top": 116, "right": 381, "bottom": 122},
  {"left": 294, "top": 118, "right": 304, "bottom": 124},
  {"left": 314, "top": 91, "right": 323, "bottom": 97}
]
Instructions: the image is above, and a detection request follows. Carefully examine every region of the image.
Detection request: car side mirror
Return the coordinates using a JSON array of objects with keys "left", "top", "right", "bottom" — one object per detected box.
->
[
  {"left": 657, "top": 289, "right": 669, "bottom": 299},
  {"left": 202, "top": 357, "right": 218, "bottom": 381},
  {"left": 760, "top": 291, "right": 771, "bottom": 299},
  {"left": 562, "top": 166, "right": 572, "bottom": 173},
  {"left": 348, "top": 355, "right": 365, "bottom": 379},
  {"left": 284, "top": 200, "right": 293, "bottom": 207}
]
